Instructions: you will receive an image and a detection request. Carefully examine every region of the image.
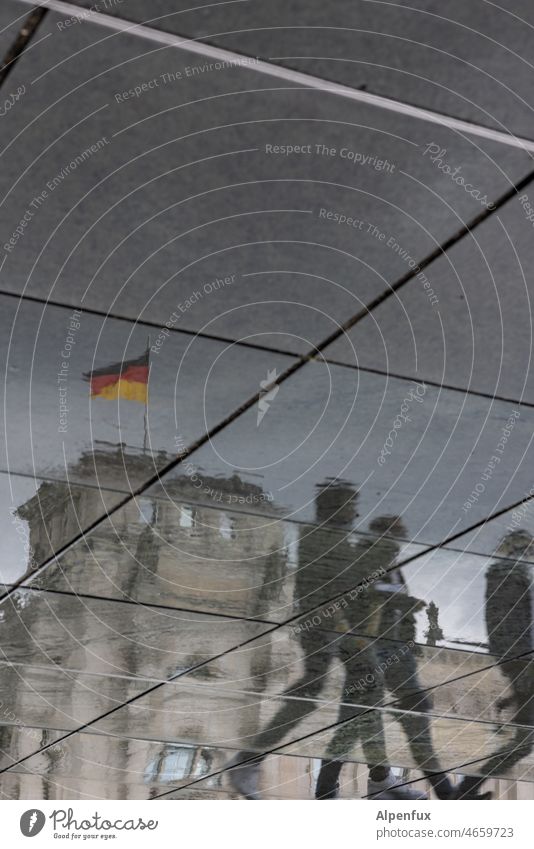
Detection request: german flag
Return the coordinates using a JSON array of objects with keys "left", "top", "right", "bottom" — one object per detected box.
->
[{"left": 84, "top": 350, "right": 149, "bottom": 403}]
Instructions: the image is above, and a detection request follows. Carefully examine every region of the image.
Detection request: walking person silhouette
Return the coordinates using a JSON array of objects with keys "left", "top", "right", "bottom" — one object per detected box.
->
[{"left": 453, "top": 530, "right": 534, "bottom": 799}]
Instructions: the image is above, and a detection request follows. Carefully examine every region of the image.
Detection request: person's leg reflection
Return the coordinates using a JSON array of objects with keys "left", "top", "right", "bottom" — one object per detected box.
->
[
  {"left": 227, "top": 628, "right": 334, "bottom": 799},
  {"left": 315, "top": 640, "right": 389, "bottom": 799}
]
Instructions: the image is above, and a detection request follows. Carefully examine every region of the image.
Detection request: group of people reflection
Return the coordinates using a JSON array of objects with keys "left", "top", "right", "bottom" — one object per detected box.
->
[
  {"left": 16, "top": 457, "right": 534, "bottom": 800},
  {"left": 221, "top": 480, "right": 534, "bottom": 801}
]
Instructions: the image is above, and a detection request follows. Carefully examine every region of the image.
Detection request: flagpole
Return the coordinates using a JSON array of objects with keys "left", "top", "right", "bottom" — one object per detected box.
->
[{"left": 143, "top": 336, "right": 150, "bottom": 454}]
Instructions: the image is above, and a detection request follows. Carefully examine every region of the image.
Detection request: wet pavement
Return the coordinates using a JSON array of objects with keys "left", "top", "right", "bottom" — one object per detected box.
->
[{"left": 2, "top": 0, "right": 534, "bottom": 801}]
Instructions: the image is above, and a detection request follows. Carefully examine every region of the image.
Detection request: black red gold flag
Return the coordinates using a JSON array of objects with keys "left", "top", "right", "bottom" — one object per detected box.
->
[{"left": 83, "top": 350, "right": 149, "bottom": 403}]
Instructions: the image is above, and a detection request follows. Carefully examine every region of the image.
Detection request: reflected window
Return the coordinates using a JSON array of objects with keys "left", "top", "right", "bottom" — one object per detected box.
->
[
  {"left": 284, "top": 523, "right": 300, "bottom": 570},
  {"left": 219, "top": 513, "right": 235, "bottom": 540},
  {"left": 145, "top": 745, "right": 212, "bottom": 783},
  {"left": 138, "top": 499, "right": 157, "bottom": 526}
]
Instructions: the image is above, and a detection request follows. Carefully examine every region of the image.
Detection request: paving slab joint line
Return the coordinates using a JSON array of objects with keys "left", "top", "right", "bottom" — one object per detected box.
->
[
  {"left": 314, "top": 167, "right": 534, "bottom": 356},
  {"left": 0, "top": 161, "right": 531, "bottom": 578},
  {"left": 153, "top": 724, "right": 528, "bottom": 800},
  {"left": 0, "top": 5, "right": 47, "bottom": 87}
]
